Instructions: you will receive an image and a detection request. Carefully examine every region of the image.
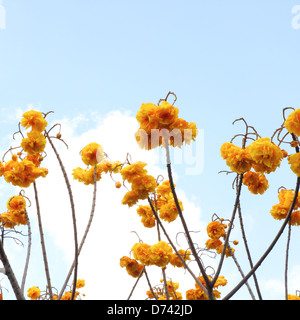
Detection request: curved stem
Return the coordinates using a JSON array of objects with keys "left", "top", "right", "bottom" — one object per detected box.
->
[
  {"left": 223, "top": 177, "right": 300, "bottom": 300},
  {"left": 58, "top": 165, "right": 98, "bottom": 299},
  {"left": 21, "top": 209, "right": 32, "bottom": 294},
  {"left": 45, "top": 132, "right": 78, "bottom": 300},
  {"left": 228, "top": 246, "right": 256, "bottom": 299},
  {"left": 164, "top": 142, "right": 212, "bottom": 297},
  {"left": 33, "top": 181, "right": 53, "bottom": 299},
  {"left": 285, "top": 220, "right": 292, "bottom": 300},
  {"left": 211, "top": 173, "right": 243, "bottom": 288},
  {"left": 237, "top": 184, "right": 262, "bottom": 299}
]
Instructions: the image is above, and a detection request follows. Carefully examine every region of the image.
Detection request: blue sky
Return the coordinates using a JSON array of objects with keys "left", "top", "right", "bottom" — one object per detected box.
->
[{"left": 1, "top": 0, "right": 300, "bottom": 300}]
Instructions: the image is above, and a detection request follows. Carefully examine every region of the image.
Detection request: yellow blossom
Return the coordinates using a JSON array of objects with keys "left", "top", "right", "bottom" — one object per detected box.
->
[
  {"left": 21, "top": 131, "right": 46, "bottom": 155},
  {"left": 284, "top": 109, "right": 300, "bottom": 136},
  {"left": 21, "top": 110, "right": 47, "bottom": 132},
  {"left": 27, "top": 286, "right": 41, "bottom": 300},
  {"left": 242, "top": 171, "right": 269, "bottom": 195},
  {"left": 81, "top": 142, "right": 104, "bottom": 166},
  {"left": 288, "top": 153, "right": 300, "bottom": 177}
]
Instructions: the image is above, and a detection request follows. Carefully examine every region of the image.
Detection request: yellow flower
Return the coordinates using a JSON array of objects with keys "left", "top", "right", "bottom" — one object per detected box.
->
[
  {"left": 242, "top": 171, "right": 269, "bottom": 195},
  {"left": 120, "top": 161, "right": 148, "bottom": 183},
  {"left": 159, "top": 198, "right": 183, "bottom": 223},
  {"left": 156, "top": 180, "right": 173, "bottom": 197},
  {"left": 148, "top": 241, "right": 173, "bottom": 267},
  {"left": 81, "top": 142, "right": 104, "bottom": 166},
  {"left": 120, "top": 256, "right": 144, "bottom": 278},
  {"left": 7, "top": 195, "right": 26, "bottom": 212},
  {"left": 21, "top": 110, "right": 47, "bottom": 132},
  {"left": 136, "top": 103, "right": 158, "bottom": 134},
  {"left": 170, "top": 249, "right": 191, "bottom": 268},
  {"left": 220, "top": 143, "right": 252, "bottom": 174},
  {"left": 288, "top": 153, "right": 300, "bottom": 177},
  {"left": 284, "top": 109, "right": 300, "bottom": 136},
  {"left": 3, "top": 156, "right": 48, "bottom": 188},
  {"left": 137, "top": 205, "right": 156, "bottom": 228},
  {"left": 131, "top": 243, "right": 151, "bottom": 266},
  {"left": 156, "top": 101, "right": 179, "bottom": 128},
  {"left": 21, "top": 131, "right": 47, "bottom": 155},
  {"left": 206, "top": 221, "right": 227, "bottom": 239},
  {"left": 75, "top": 279, "right": 85, "bottom": 289},
  {"left": 131, "top": 174, "right": 157, "bottom": 199},
  {"left": 270, "top": 203, "right": 289, "bottom": 220},
  {"left": 288, "top": 294, "right": 300, "bottom": 300},
  {"left": 216, "top": 245, "right": 234, "bottom": 257},
  {"left": 205, "top": 238, "right": 223, "bottom": 250},
  {"left": 247, "top": 138, "right": 283, "bottom": 174},
  {"left": 291, "top": 211, "right": 300, "bottom": 226},
  {"left": 27, "top": 286, "right": 41, "bottom": 300},
  {"left": 121, "top": 190, "right": 140, "bottom": 207}
]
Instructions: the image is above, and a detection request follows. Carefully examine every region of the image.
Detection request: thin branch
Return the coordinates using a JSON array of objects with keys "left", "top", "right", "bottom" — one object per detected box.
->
[
  {"left": 33, "top": 181, "right": 53, "bottom": 300},
  {"left": 228, "top": 246, "right": 256, "bottom": 300},
  {"left": 127, "top": 266, "right": 145, "bottom": 300},
  {"left": 45, "top": 131, "right": 78, "bottom": 300},
  {"left": 237, "top": 184, "right": 262, "bottom": 299},
  {"left": 285, "top": 220, "right": 292, "bottom": 300},
  {"left": 21, "top": 209, "right": 32, "bottom": 294},
  {"left": 58, "top": 165, "right": 98, "bottom": 299},
  {"left": 164, "top": 142, "right": 212, "bottom": 297}
]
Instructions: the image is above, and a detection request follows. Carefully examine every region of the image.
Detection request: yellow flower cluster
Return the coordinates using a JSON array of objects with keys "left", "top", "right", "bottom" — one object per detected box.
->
[
  {"left": 221, "top": 138, "right": 288, "bottom": 195},
  {"left": 0, "top": 195, "right": 27, "bottom": 229},
  {"left": 270, "top": 189, "right": 300, "bottom": 225},
  {"left": 0, "top": 154, "right": 48, "bottom": 188},
  {"left": 135, "top": 101, "right": 198, "bottom": 150},
  {"left": 186, "top": 275, "right": 227, "bottom": 300},
  {"left": 0, "top": 111, "right": 49, "bottom": 188},
  {"left": 120, "top": 161, "right": 157, "bottom": 207},
  {"left": 221, "top": 138, "right": 285, "bottom": 175},
  {"left": 135, "top": 180, "right": 184, "bottom": 227},
  {"left": 131, "top": 241, "right": 173, "bottom": 267},
  {"left": 205, "top": 220, "right": 235, "bottom": 257},
  {"left": 20, "top": 110, "right": 47, "bottom": 156},
  {"left": 120, "top": 256, "right": 144, "bottom": 278},
  {"left": 72, "top": 143, "right": 121, "bottom": 185},
  {"left": 155, "top": 180, "right": 183, "bottom": 223}
]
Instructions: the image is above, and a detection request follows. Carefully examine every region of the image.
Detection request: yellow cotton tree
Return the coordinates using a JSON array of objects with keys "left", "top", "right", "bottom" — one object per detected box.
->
[{"left": 2, "top": 95, "right": 300, "bottom": 301}]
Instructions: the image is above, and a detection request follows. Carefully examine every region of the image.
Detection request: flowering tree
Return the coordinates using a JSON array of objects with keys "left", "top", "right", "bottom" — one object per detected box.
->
[{"left": 1, "top": 92, "right": 300, "bottom": 300}]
